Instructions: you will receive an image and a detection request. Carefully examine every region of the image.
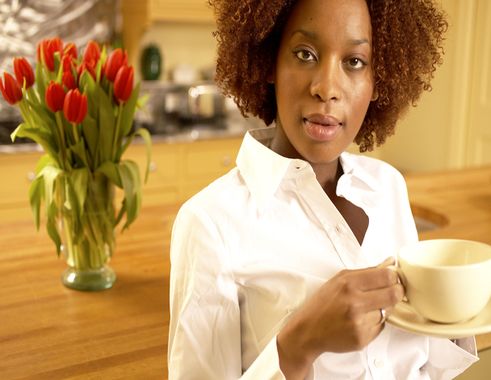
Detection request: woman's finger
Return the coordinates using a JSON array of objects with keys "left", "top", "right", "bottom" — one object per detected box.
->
[{"left": 347, "top": 267, "right": 401, "bottom": 291}]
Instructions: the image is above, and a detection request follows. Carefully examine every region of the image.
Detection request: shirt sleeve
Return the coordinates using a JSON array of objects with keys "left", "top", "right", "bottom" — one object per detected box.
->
[
  {"left": 424, "top": 337, "right": 478, "bottom": 379},
  {"left": 168, "top": 201, "right": 286, "bottom": 380}
]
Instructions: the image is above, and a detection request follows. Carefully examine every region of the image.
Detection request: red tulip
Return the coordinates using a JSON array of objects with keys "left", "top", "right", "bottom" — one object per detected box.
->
[
  {"left": 0, "top": 72, "right": 23, "bottom": 105},
  {"left": 61, "top": 55, "right": 74, "bottom": 72},
  {"left": 63, "top": 42, "right": 78, "bottom": 60},
  {"left": 45, "top": 81, "right": 66, "bottom": 112},
  {"left": 37, "top": 37, "right": 63, "bottom": 71},
  {"left": 13, "top": 57, "right": 35, "bottom": 88},
  {"left": 62, "top": 70, "right": 77, "bottom": 90},
  {"left": 63, "top": 89, "right": 87, "bottom": 124},
  {"left": 104, "top": 48, "right": 128, "bottom": 82},
  {"left": 82, "top": 41, "right": 100, "bottom": 69},
  {"left": 113, "top": 65, "right": 134, "bottom": 103}
]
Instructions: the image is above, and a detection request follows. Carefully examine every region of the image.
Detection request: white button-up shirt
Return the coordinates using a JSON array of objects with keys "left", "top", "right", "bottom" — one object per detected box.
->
[{"left": 168, "top": 127, "right": 478, "bottom": 379}]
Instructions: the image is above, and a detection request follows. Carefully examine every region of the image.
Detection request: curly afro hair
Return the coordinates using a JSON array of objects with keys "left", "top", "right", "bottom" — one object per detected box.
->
[{"left": 209, "top": 0, "right": 448, "bottom": 152}]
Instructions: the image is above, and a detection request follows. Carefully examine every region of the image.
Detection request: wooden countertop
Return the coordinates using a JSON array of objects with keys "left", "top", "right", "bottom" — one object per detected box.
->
[
  {"left": 405, "top": 165, "right": 491, "bottom": 352},
  {"left": 0, "top": 203, "right": 180, "bottom": 379},
  {"left": 0, "top": 166, "right": 489, "bottom": 379}
]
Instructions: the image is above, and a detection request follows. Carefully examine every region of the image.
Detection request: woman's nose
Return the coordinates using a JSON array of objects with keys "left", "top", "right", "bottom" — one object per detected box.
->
[{"left": 310, "top": 59, "right": 342, "bottom": 102}]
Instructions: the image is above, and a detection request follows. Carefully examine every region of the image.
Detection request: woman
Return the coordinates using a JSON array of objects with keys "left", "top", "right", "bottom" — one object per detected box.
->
[{"left": 168, "top": 0, "right": 478, "bottom": 378}]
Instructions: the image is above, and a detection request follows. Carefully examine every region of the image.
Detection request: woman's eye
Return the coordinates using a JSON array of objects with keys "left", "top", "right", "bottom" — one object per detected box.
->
[
  {"left": 346, "top": 57, "right": 366, "bottom": 69},
  {"left": 295, "top": 49, "right": 316, "bottom": 62}
]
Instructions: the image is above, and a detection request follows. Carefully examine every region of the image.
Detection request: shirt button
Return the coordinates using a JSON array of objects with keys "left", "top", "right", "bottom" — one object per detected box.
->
[{"left": 374, "top": 358, "right": 384, "bottom": 368}]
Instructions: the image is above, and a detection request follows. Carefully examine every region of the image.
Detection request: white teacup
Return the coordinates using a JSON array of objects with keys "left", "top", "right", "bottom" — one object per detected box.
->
[{"left": 397, "top": 239, "right": 491, "bottom": 323}]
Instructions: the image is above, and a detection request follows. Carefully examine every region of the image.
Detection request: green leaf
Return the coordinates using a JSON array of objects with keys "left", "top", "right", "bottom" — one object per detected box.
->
[
  {"left": 35, "top": 61, "right": 47, "bottom": 106},
  {"left": 46, "top": 202, "right": 62, "bottom": 256},
  {"left": 114, "top": 199, "right": 126, "bottom": 227},
  {"left": 96, "top": 86, "right": 116, "bottom": 162},
  {"left": 135, "top": 127, "right": 152, "bottom": 183},
  {"left": 70, "top": 138, "right": 89, "bottom": 167},
  {"left": 117, "top": 135, "right": 134, "bottom": 163},
  {"left": 82, "top": 115, "right": 98, "bottom": 162},
  {"left": 35, "top": 154, "right": 56, "bottom": 174},
  {"left": 96, "top": 47, "right": 107, "bottom": 83},
  {"left": 81, "top": 71, "right": 98, "bottom": 119},
  {"left": 12, "top": 124, "right": 60, "bottom": 165},
  {"left": 26, "top": 100, "right": 55, "bottom": 127},
  {"left": 64, "top": 176, "right": 82, "bottom": 239},
  {"left": 38, "top": 164, "right": 62, "bottom": 208},
  {"left": 119, "top": 82, "right": 140, "bottom": 138},
  {"left": 70, "top": 168, "right": 89, "bottom": 213},
  {"left": 136, "top": 93, "right": 149, "bottom": 109},
  {"left": 119, "top": 160, "right": 141, "bottom": 229},
  {"left": 96, "top": 161, "right": 123, "bottom": 188},
  {"left": 28, "top": 176, "right": 44, "bottom": 230}
]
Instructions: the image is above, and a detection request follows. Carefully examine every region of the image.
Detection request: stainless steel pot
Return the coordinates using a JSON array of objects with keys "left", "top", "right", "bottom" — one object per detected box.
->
[{"left": 164, "top": 82, "right": 226, "bottom": 122}]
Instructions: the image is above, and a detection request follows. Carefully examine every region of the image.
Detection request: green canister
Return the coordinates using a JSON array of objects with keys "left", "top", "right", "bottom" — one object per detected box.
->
[{"left": 140, "top": 44, "right": 162, "bottom": 81}]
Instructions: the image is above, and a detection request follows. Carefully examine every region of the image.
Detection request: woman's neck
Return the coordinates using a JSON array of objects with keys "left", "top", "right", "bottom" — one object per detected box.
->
[{"left": 311, "top": 160, "right": 343, "bottom": 198}]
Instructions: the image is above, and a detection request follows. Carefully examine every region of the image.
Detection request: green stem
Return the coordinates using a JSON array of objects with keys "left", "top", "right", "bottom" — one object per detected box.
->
[
  {"left": 18, "top": 100, "right": 35, "bottom": 127},
  {"left": 55, "top": 112, "right": 70, "bottom": 170},
  {"left": 62, "top": 215, "right": 81, "bottom": 268},
  {"left": 72, "top": 122, "right": 80, "bottom": 144},
  {"left": 26, "top": 87, "right": 40, "bottom": 105},
  {"left": 111, "top": 103, "right": 123, "bottom": 161}
]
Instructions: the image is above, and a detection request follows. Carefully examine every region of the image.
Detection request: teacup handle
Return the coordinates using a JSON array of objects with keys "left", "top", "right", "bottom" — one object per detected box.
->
[{"left": 387, "top": 264, "right": 409, "bottom": 302}]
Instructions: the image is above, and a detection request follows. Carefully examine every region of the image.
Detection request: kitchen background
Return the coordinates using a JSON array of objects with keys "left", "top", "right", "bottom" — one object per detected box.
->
[
  {"left": 0, "top": 0, "right": 489, "bottom": 172},
  {"left": 121, "top": 0, "right": 491, "bottom": 173},
  {"left": 0, "top": 1, "right": 489, "bottom": 379}
]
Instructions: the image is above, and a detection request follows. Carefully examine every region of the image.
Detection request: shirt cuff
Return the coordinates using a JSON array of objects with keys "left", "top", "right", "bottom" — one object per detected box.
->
[
  {"left": 426, "top": 336, "right": 479, "bottom": 379},
  {"left": 240, "top": 336, "right": 286, "bottom": 380},
  {"left": 455, "top": 336, "right": 477, "bottom": 356}
]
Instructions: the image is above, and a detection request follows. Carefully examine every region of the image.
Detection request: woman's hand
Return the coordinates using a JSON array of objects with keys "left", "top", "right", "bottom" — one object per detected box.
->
[{"left": 277, "top": 258, "right": 403, "bottom": 379}]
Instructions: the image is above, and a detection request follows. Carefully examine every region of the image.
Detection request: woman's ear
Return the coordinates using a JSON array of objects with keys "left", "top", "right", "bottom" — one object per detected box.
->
[{"left": 371, "top": 87, "right": 379, "bottom": 101}]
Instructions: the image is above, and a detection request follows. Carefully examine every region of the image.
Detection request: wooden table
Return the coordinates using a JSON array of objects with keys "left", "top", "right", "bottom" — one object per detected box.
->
[
  {"left": 405, "top": 165, "right": 491, "bottom": 352},
  {"left": 0, "top": 203, "right": 180, "bottom": 380},
  {"left": 0, "top": 166, "right": 490, "bottom": 379}
]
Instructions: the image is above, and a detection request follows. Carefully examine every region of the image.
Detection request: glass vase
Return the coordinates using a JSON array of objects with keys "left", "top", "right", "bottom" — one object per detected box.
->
[{"left": 59, "top": 173, "right": 117, "bottom": 291}]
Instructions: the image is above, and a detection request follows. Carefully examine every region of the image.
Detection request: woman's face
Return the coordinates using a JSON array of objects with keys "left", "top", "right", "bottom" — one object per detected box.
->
[{"left": 272, "top": 0, "right": 374, "bottom": 165}]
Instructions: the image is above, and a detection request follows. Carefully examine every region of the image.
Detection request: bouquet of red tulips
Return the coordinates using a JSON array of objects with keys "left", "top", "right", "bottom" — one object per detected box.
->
[{"left": 0, "top": 37, "right": 151, "bottom": 289}]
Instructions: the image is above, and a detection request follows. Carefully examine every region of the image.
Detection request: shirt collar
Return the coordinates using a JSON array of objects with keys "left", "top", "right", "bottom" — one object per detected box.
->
[
  {"left": 339, "top": 152, "right": 380, "bottom": 193},
  {"left": 236, "top": 126, "right": 379, "bottom": 208}
]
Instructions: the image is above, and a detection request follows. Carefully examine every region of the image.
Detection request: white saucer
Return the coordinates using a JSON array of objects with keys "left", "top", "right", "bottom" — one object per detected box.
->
[{"left": 387, "top": 299, "right": 491, "bottom": 339}]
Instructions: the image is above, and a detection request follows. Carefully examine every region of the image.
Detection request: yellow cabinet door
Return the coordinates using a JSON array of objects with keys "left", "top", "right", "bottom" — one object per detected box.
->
[
  {"left": 150, "top": 0, "right": 214, "bottom": 23},
  {"left": 181, "top": 138, "right": 242, "bottom": 200},
  {"left": 123, "top": 142, "right": 181, "bottom": 206},
  {"left": 0, "top": 151, "right": 41, "bottom": 221}
]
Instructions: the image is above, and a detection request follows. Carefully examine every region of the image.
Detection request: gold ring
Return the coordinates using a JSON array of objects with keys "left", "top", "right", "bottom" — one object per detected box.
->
[{"left": 380, "top": 308, "right": 387, "bottom": 324}]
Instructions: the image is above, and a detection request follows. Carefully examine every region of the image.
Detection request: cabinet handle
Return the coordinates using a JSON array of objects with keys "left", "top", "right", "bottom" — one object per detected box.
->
[
  {"left": 27, "top": 171, "right": 36, "bottom": 182},
  {"left": 221, "top": 155, "right": 232, "bottom": 167},
  {"left": 149, "top": 161, "right": 157, "bottom": 172}
]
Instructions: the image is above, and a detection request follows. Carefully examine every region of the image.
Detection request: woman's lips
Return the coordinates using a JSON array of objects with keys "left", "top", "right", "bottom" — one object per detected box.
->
[{"left": 303, "top": 114, "right": 342, "bottom": 142}]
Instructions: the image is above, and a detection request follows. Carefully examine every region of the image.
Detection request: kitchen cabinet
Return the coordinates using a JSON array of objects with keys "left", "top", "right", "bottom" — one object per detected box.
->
[
  {"left": 181, "top": 138, "right": 240, "bottom": 198},
  {"left": 0, "top": 151, "right": 41, "bottom": 221},
  {"left": 121, "top": 0, "right": 214, "bottom": 72},
  {"left": 122, "top": 0, "right": 213, "bottom": 24},
  {"left": 124, "top": 137, "right": 242, "bottom": 204},
  {"left": 0, "top": 137, "right": 242, "bottom": 222},
  {"left": 147, "top": 0, "right": 214, "bottom": 23}
]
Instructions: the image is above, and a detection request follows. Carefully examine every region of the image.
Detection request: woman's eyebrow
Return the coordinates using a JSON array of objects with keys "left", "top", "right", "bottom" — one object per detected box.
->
[
  {"left": 290, "top": 29, "right": 318, "bottom": 40},
  {"left": 290, "top": 29, "right": 370, "bottom": 46},
  {"left": 348, "top": 38, "right": 370, "bottom": 46}
]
